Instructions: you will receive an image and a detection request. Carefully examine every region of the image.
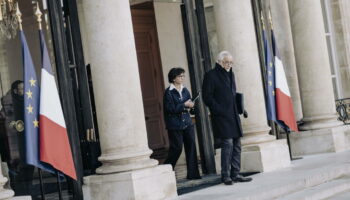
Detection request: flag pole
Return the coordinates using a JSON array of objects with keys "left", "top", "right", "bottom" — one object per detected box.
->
[
  {"left": 268, "top": 9, "right": 302, "bottom": 161},
  {"left": 15, "top": 3, "right": 22, "bottom": 31},
  {"left": 268, "top": 10, "right": 273, "bottom": 30},
  {"left": 267, "top": 9, "right": 291, "bottom": 158},
  {"left": 35, "top": 3, "right": 49, "bottom": 200},
  {"left": 261, "top": 10, "right": 278, "bottom": 138},
  {"left": 36, "top": 4, "right": 65, "bottom": 199},
  {"left": 38, "top": 169, "right": 46, "bottom": 200},
  {"left": 18, "top": 4, "right": 49, "bottom": 200},
  {"left": 285, "top": 130, "right": 293, "bottom": 160},
  {"left": 261, "top": 11, "right": 265, "bottom": 30},
  {"left": 35, "top": 2, "right": 42, "bottom": 31},
  {"left": 267, "top": 9, "right": 279, "bottom": 140},
  {"left": 56, "top": 172, "right": 63, "bottom": 200}
]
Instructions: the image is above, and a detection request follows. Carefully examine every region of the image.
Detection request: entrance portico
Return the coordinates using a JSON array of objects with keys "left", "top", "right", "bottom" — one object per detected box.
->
[{"left": 79, "top": 0, "right": 177, "bottom": 199}]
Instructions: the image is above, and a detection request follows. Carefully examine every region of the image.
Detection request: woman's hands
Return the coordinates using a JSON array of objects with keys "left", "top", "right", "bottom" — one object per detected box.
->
[{"left": 184, "top": 99, "right": 195, "bottom": 108}]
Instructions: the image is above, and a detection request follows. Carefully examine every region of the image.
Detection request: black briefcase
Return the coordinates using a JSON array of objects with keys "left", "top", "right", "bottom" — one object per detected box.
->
[{"left": 236, "top": 93, "right": 244, "bottom": 115}]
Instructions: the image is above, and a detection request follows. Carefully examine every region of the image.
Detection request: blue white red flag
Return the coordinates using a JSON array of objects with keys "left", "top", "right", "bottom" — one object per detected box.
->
[
  {"left": 271, "top": 30, "right": 298, "bottom": 132},
  {"left": 39, "top": 30, "right": 77, "bottom": 180}
]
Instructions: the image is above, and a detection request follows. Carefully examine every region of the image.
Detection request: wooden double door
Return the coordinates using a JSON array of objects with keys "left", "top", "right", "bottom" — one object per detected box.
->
[{"left": 131, "top": 3, "right": 169, "bottom": 161}]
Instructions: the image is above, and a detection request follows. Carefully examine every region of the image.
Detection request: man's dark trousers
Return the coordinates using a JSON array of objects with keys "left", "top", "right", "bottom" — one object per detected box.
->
[{"left": 221, "top": 138, "right": 241, "bottom": 179}]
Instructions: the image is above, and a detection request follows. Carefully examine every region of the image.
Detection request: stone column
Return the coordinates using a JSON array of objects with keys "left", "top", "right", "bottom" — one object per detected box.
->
[
  {"left": 80, "top": 1, "right": 177, "bottom": 199},
  {"left": 340, "top": 0, "right": 350, "bottom": 64},
  {"left": 213, "top": 0, "right": 290, "bottom": 173},
  {"left": 288, "top": 0, "right": 340, "bottom": 130},
  {"left": 0, "top": 162, "right": 14, "bottom": 199},
  {"left": 288, "top": 0, "right": 349, "bottom": 156},
  {"left": 270, "top": 0, "right": 303, "bottom": 121},
  {"left": 338, "top": 0, "right": 350, "bottom": 97}
]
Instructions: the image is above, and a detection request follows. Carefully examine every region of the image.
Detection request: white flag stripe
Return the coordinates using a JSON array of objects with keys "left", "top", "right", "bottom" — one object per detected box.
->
[
  {"left": 275, "top": 57, "right": 291, "bottom": 97},
  {"left": 40, "top": 69, "right": 66, "bottom": 128}
]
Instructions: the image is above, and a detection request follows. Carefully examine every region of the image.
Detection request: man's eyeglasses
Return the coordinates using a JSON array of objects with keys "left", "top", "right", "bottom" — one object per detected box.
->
[
  {"left": 177, "top": 75, "right": 185, "bottom": 78},
  {"left": 222, "top": 61, "right": 233, "bottom": 66}
]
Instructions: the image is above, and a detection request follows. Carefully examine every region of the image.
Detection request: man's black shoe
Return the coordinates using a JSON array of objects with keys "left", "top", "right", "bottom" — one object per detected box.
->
[
  {"left": 232, "top": 175, "right": 252, "bottom": 182},
  {"left": 187, "top": 176, "right": 201, "bottom": 180},
  {"left": 222, "top": 177, "right": 233, "bottom": 185}
]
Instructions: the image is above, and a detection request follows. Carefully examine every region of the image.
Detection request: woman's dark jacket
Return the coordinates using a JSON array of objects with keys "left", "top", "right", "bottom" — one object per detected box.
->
[
  {"left": 163, "top": 86, "right": 192, "bottom": 130},
  {"left": 202, "top": 63, "right": 243, "bottom": 139}
]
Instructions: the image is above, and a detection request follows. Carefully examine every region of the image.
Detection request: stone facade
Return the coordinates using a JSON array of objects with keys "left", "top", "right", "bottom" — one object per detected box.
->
[{"left": 2, "top": 0, "right": 350, "bottom": 199}]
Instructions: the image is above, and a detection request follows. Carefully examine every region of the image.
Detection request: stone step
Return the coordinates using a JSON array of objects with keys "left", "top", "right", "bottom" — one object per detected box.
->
[
  {"left": 324, "top": 189, "right": 350, "bottom": 200},
  {"left": 10, "top": 197, "right": 31, "bottom": 200},
  {"left": 277, "top": 176, "right": 350, "bottom": 200},
  {"left": 179, "top": 151, "right": 350, "bottom": 200}
]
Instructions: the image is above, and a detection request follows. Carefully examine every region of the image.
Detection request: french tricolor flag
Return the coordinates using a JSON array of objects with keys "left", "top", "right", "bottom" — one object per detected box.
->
[
  {"left": 271, "top": 30, "right": 298, "bottom": 132},
  {"left": 39, "top": 30, "right": 77, "bottom": 180}
]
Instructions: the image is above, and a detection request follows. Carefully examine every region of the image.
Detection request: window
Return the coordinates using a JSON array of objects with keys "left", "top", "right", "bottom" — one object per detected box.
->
[{"left": 321, "top": 0, "right": 343, "bottom": 99}]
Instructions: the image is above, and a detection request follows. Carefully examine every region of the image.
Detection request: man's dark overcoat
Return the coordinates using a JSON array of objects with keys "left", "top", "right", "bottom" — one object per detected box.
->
[{"left": 202, "top": 63, "right": 243, "bottom": 140}]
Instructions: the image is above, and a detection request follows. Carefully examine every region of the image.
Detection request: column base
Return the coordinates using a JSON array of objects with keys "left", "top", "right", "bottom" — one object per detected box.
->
[
  {"left": 241, "top": 133, "right": 276, "bottom": 146},
  {"left": 0, "top": 175, "right": 14, "bottom": 200},
  {"left": 289, "top": 125, "right": 350, "bottom": 156},
  {"left": 83, "top": 165, "right": 177, "bottom": 200},
  {"left": 214, "top": 139, "right": 291, "bottom": 173},
  {"left": 299, "top": 114, "right": 342, "bottom": 131},
  {"left": 96, "top": 150, "right": 159, "bottom": 174},
  {"left": 0, "top": 189, "right": 14, "bottom": 200},
  {"left": 241, "top": 139, "right": 291, "bottom": 173},
  {"left": 8, "top": 197, "right": 31, "bottom": 200}
]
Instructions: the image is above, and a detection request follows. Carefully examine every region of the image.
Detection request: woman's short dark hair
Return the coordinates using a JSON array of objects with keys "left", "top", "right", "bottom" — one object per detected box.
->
[{"left": 168, "top": 67, "right": 185, "bottom": 83}]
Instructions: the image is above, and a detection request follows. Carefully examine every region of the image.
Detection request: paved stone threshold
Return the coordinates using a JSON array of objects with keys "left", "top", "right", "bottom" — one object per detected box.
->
[
  {"left": 179, "top": 150, "right": 350, "bottom": 200},
  {"left": 174, "top": 163, "right": 257, "bottom": 195}
]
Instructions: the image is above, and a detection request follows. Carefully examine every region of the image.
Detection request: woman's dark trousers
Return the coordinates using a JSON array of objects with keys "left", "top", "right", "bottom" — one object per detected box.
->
[
  {"left": 164, "top": 125, "right": 200, "bottom": 179},
  {"left": 221, "top": 138, "right": 241, "bottom": 179}
]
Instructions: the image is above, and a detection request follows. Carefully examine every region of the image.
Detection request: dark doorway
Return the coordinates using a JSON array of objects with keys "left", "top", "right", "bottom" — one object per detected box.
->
[{"left": 131, "top": 3, "right": 169, "bottom": 162}]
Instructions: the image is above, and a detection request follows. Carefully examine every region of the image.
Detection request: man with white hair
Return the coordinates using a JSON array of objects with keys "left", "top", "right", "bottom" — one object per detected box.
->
[{"left": 202, "top": 51, "right": 252, "bottom": 185}]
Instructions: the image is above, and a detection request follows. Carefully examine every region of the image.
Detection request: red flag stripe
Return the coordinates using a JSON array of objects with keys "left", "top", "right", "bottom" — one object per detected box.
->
[
  {"left": 276, "top": 88, "right": 298, "bottom": 132},
  {"left": 40, "top": 115, "right": 77, "bottom": 180}
]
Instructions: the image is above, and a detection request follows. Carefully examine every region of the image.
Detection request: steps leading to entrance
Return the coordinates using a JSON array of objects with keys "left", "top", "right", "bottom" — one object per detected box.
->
[
  {"left": 179, "top": 151, "right": 350, "bottom": 200},
  {"left": 325, "top": 189, "right": 350, "bottom": 200},
  {"left": 247, "top": 163, "right": 350, "bottom": 200},
  {"left": 277, "top": 176, "right": 350, "bottom": 200}
]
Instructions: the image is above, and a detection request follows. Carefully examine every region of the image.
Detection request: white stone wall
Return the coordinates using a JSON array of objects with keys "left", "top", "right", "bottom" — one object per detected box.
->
[
  {"left": 154, "top": 2, "right": 192, "bottom": 92},
  {"left": 332, "top": 0, "right": 350, "bottom": 98},
  {"left": 0, "top": 38, "right": 11, "bottom": 96},
  {"left": 76, "top": 0, "right": 91, "bottom": 65},
  {"left": 204, "top": 5, "right": 219, "bottom": 68}
]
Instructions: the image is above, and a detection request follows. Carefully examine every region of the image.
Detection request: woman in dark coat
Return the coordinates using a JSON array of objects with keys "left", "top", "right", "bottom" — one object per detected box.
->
[{"left": 163, "top": 67, "right": 201, "bottom": 180}]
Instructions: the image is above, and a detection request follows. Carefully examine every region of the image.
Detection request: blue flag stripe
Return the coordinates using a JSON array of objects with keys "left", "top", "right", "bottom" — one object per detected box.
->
[{"left": 39, "top": 31, "right": 53, "bottom": 75}]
